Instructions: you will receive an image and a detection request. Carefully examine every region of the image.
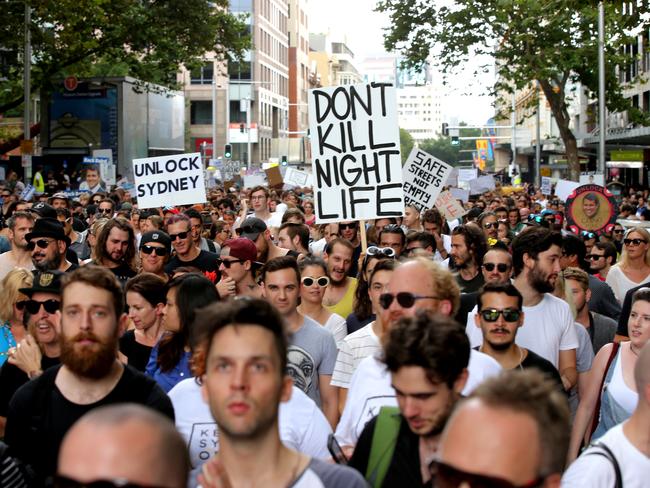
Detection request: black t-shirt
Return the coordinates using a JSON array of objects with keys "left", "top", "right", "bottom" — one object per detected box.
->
[
  {"left": 0, "top": 355, "right": 60, "bottom": 417},
  {"left": 348, "top": 414, "right": 426, "bottom": 488},
  {"left": 454, "top": 291, "right": 478, "bottom": 326},
  {"left": 4, "top": 364, "right": 174, "bottom": 482},
  {"left": 520, "top": 349, "right": 564, "bottom": 390},
  {"left": 164, "top": 250, "right": 220, "bottom": 276},
  {"left": 119, "top": 330, "right": 153, "bottom": 372},
  {"left": 108, "top": 262, "right": 137, "bottom": 286},
  {"left": 455, "top": 271, "right": 485, "bottom": 293}
]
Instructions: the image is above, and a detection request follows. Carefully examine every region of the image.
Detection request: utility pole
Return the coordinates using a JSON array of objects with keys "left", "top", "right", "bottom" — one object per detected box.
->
[
  {"left": 598, "top": 1, "right": 606, "bottom": 175},
  {"left": 23, "top": 2, "right": 32, "bottom": 180},
  {"left": 535, "top": 83, "right": 541, "bottom": 187}
]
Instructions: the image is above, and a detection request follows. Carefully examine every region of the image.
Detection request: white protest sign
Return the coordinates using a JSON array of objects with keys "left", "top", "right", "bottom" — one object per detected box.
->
[
  {"left": 450, "top": 187, "right": 470, "bottom": 203},
  {"left": 133, "top": 152, "right": 206, "bottom": 209},
  {"left": 476, "top": 175, "right": 496, "bottom": 190},
  {"left": 555, "top": 179, "right": 581, "bottom": 202},
  {"left": 541, "top": 176, "right": 552, "bottom": 196},
  {"left": 243, "top": 173, "right": 266, "bottom": 188},
  {"left": 401, "top": 147, "right": 452, "bottom": 212},
  {"left": 458, "top": 168, "right": 477, "bottom": 182},
  {"left": 435, "top": 190, "right": 467, "bottom": 221},
  {"left": 284, "top": 167, "right": 311, "bottom": 188},
  {"left": 580, "top": 172, "right": 605, "bottom": 186},
  {"left": 308, "top": 82, "right": 403, "bottom": 223}
]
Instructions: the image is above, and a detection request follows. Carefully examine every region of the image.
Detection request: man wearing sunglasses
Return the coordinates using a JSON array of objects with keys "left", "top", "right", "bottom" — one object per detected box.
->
[
  {"left": 0, "top": 270, "right": 63, "bottom": 438},
  {"left": 588, "top": 241, "right": 617, "bottom": 281},
  {"left": 56, "top": 207, "right": 89, "bottom": 262},
  {"left": 26, "top": 218, "right": 77, "bottom": 273},
  {"left": 474, "top": 282, "right": 562, "bottom": 386},
  {"left": 96, "top": 199, "right": 115, "bottom": 218},
  {"left": 438, "top": 370, "right": 570, "bottom": 488},
  {"left": 216, "top": 238, "right": 262, "bottom": 299},
  {"left": 139, "top": 231, "right": 171, "bottom": 281},
  {"left": 0, "top": 211, "right": 35, "bottom": 281},
  {"left": 165, "top": 214, "right": 220, "bottom": 276}
]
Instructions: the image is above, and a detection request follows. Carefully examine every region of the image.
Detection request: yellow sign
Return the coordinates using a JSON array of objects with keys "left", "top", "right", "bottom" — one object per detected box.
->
[
  {"left": 21, "top": 139, "right": 33, "bottom": 155},
  {"left": 476, "top": 139, "right": 488, "bottom": 151}
]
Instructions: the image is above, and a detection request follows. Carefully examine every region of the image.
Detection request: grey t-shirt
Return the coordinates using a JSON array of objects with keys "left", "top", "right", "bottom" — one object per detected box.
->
[
  {"left": 287, "top": 316, "right": 337, "bottom": 406},
  {"left": 569, "top": 322, "right": 596, "bottom": 418},
  {"left": 290, "top": 458, "right": 366, "bottom": 487}
]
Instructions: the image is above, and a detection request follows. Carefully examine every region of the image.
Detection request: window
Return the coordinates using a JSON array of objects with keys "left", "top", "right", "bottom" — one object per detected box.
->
[
  {"left": 190, "top": 64, "right": 214, "bottom": 85},
  {"left": 190, "top": 101, "right": 212, "bottom": 125}
]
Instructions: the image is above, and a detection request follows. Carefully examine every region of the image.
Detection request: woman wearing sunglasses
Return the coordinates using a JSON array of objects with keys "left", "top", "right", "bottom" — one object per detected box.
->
[
  {"left": 138, "top": 230, "right": 172, "bottom": 282},
  {"left": 605, "top": 227, "right": 650, "bottom": 303},
  {"left": 121, "top": 273, "right": 167, "bottom": 372},
  {"left": 0, "top": 269, "right": 32, "bottom": 366},
  {"left": 146, "top": 273, "right": 219, "bottom": 393},
  {"left": 297, "top": 257, "right": 347, "bottom": 345}
]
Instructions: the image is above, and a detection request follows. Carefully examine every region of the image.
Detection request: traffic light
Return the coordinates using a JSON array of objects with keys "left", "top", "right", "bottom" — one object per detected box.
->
[
  {"left": 240, "top": 123, "right": 245, "bottom": 133},
  {"left": 441, "top": 122, "right": 449, "bottom": 136},
  {"left": 451, "top": 136, "right": 460, "bottom": 146},
  {"left": 224, "top": 144, "right": 232, "bottom": 159},
  {"left": 281, "top": 155, "right": 288, "bottom": 166}
]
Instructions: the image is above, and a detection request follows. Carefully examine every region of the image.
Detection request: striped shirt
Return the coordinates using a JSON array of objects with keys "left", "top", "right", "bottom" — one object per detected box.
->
[{"left": 331, "top": 322, "right": 380, "bottom": 388}]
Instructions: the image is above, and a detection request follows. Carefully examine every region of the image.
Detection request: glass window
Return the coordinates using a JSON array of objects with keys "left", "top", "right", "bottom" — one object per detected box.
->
[{"left": 190, "top": 101, "right": 212, "bottom": 125}]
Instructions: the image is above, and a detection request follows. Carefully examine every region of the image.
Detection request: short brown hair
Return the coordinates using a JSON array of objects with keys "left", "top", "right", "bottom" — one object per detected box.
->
[
  {"left": 61, "top": 265, "right": 124, "bottom": 317},
  {"left": 249, "top": 185, "right": 269, "bottom": 199},
  {"left": 561, "top": 267, "right": 589, "bottom": 291}
]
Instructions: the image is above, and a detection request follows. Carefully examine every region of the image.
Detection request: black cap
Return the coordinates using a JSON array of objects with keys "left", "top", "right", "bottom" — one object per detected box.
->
[
  {"left": 25, "top": 218, "right": 71, "bottom": 246},
  {"left": 19, "top": 270, "right": 64, "bottom": 297},
  {"left": 140, "top": 230, "right": 172, "bottom": 253},
  {"left": 29, "top": 202, "right": 57, "bottom": 219},
  {"left": 237, "top": 217, "right": 267, "bottom": 241}
]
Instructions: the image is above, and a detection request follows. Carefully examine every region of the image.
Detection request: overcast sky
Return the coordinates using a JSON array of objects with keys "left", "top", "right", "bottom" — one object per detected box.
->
[{"left": 308, "top": 0, "right": 496, "bottom": 125}]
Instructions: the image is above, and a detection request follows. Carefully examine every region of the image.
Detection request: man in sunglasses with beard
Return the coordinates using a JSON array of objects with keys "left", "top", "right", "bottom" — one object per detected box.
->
[
  {"left": 4, "top": 266, "right": 174, "bottom": 484},
  {"left": 27, "top": 218, "right": 77, "bottom": 273}
]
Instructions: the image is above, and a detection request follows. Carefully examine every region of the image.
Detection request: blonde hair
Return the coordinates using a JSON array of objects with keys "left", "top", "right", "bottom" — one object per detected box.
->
[
  {"left": 620, "top": 227, "right": 650, "bottom": 269},
  {"left": 0, "top": 268, "right": 33, "bottom": 322},
  {"left": 554, "top": 272, "right": 576, "bottom": 320}
]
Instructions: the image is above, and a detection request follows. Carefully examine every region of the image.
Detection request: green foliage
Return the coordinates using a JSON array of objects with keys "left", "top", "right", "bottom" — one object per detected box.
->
[
  {"left": 0, "top": 0, "right": 250, "bottom": 113},
  {"left": 399, "top": 128, "right": 414, "bottom": 164},
  {"left": 377, "top": 0, "right": 650, "bottom": 180}
]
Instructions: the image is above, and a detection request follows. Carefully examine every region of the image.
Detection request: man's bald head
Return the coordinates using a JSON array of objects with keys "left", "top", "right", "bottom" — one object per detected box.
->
[{"left": 58, "top": 404, "right": 189, "bottom": 487}]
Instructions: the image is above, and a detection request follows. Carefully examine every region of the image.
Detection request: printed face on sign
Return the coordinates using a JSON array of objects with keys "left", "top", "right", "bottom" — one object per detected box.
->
[{"left": 568, "top": 189, "right": 615, "bottom": 233}]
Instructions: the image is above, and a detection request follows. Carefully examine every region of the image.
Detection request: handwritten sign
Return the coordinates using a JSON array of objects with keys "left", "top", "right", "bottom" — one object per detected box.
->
[
  {"left": 308, "top": 82, "right": 403, "bottom": 223},
  {"left": 401, "top": 148, "right": 452, "bottom": 212},
  {"left": 435, "top": 190, "right": 467, "bottom": 221}
]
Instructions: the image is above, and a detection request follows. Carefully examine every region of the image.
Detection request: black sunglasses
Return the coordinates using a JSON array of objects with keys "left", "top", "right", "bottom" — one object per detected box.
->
[
  {"left": 15, "top": 300, "right": 29, "bottom": 311},
  {"left": 367, "top": 246, "right": 396, "bottom": 258},
  {"left": 624, "top": 238, "right": 647, "bottom": 246},
  {"left": 169, "top": 231, "right": 189, "bottom": 241},
  {"left": 339, "top": 223, "right": 358, "bottom": 230},
  {"left": 52, "top": 474, "right": 166, "bottom": 488},
  {"left": 479, "top": 308, "right": 522, "bottom": 322},
  {"left": 97, "top": 208, "right": 113, "bottom": 214},
  {"left": 483, "top": 221, "right": 497, "bottom": 229},
  {"left": 379, "top": 292, "right": 440, "bottom": 309},
  {"left": 24, "top": 299, "right": 60, "bottom": 315},
  {"left": 483, "top": 263, "right": 510, "bottom": 273},
  {"left": 613, "top": 229, "right": 624, "bottom": 234},
  {"left": 26, "top": 239, "right": 55, "bottom": 251},
  {"left": 217, "top": 258, "right": 242, "bottom": 268},
  {"left": 301, "top": 276, "right": 330, "bottom": 287},
  {"left": 586, "top": 254, "right": 604, "bottom": 261},
  {"left": 140, "top": 245, "right": 167, "bottom": 257},
  {"left": 432, "top": 460, "right": 543, "bottom": 488}
]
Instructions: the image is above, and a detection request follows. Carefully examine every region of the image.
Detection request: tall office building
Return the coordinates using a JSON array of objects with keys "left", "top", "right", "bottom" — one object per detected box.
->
[{"left": 288, "top": 0, "right": 309, "bottom": 139}]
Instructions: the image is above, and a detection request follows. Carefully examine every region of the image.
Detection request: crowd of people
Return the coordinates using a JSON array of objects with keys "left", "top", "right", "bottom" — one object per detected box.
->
[{"left": 0, "top": 165, "right": 648, "bottom": 487}]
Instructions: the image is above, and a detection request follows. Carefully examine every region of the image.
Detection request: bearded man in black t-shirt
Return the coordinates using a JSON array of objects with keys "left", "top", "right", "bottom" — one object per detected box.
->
[
  {"left": 92, "top": 217, "right": 138, "bottom": 286},
  {"left": 4, "top": 266, "right": 173, "bottom": 484}
]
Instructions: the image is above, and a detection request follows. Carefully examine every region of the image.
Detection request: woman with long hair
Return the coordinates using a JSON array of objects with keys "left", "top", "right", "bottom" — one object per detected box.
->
[
  {"left": 568, "top": 287, "right": 650, "bottom": 461},
  {"left": 0, "top": 269, "right": 33, "bottom": 366},
  {"left": 146, "top": 273, "right": 219, "bottom": 392},
  {"left": 302, "top": 199, "right": 316, "bottom": 227},
  {"left": 121, "top": 273, "right": 167, "bottom": 372},
  {"left": 297, "top": 256, "right": 347, "bottom": 344},
  {"left": 606, "top": 227, "right": 650, "bottom": 302}
]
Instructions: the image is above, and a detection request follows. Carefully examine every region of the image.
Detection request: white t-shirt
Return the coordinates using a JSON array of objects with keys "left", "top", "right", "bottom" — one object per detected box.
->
[
  {"left": 433, "top": 234, "right": 452, "bottom": 263},
  {"left": 334, "top": 350, "right": 501, "bottom": 447},
  {"left": 331, "top": 322, "right": 381, "bottom": 388},
  {"left": 466, "top": 293, "right": 579, "bottom": 368},
  {"left": 605, "top": 265, "right": 650, "bottom": 303},
  {"left": 321, "top": 313, "right": 348, "bottom": 346},
  {"left": 562, "top": 423, "right": 650, "bottom": 488},
  {"left": 168, "top": 378, "right": 332, "bottom": 468}
]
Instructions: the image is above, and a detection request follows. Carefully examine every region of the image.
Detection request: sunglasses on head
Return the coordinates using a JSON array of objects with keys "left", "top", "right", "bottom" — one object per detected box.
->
[
  {"left": 26, "top": 239, "right": 55, "bottom": 251},
  {"left": 22, "top": 299, "right": 61, "bottom": 315},
  {"left": 339, "top": 223, "right": 358, "bottom": 230},
  {"left": 432, "top": 460, "right": 543, "bottom": 488},
  {"left": 366, "top": 246, "right": 396, "bottom": 258},
  {"left": 624, "top": 238, "right": 646, "bottom": 246},
  {"left": 169, "top": 231, "right": 189, "bottom": 241},
  {"left": 379, "top": 292, "right": 439, "bottom": 309},
  {"left": 483, "top": 263, "right": 509, "bottom": 273},
  {"left": 52, "top": 474, "right": 166, "bottom": 488},
  {"left": 140, "top": 245, "right": 167, "bottom": 257},
  {"left": 217, "top": 258, "right": 242, "bottom": 268},
  {"left": 479, "top": 308, "right": 522, "bottom": 322},
  {"left": 301, "top": 276, "right": 330, "bottom": 287}
]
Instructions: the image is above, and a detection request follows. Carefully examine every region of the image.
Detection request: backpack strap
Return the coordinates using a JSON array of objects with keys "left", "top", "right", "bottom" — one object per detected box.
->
[
  {"left": 590, "top": 342, "right": 620, "bottom": 437},
  {"left": 584, "top": 442, "right": 622, "bottom": 488},
  {"left": 365, "top": 406, "right": 402, "bottom": 488}
]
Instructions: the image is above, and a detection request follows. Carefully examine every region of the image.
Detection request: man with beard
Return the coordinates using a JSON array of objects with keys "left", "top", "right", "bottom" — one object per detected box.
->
[
  {"left": 338, "top": 220, "right": 362, "bottom": 277},
  {"left": 323, "top": 238, "right": 358, "bottom": 319},
  {"left": 466, "top": 227, "right": 579, "bottom": 392},
  {"left": 3, "top": 266, "right": 174, "bottom": 483},
  {"left": 0, "top": 270, "right": 63, "bottom": 438},
  {"left": 347, "top": 311, "right": 470, "bottom": 487},
  {"left": 0, "top": 211, "right": 34, "bottom": 280},
  {"left": 92, "top": 217, "right": 138, "bottom": 285},
  {"left": 450, "top": 224, "right": 487, "bottom": 292},
  {"left": 474, "top": 282, "right": 562, "bottom": 388},
  {"left": 27, "top": 218, "right": 77, "bottom": 273}
]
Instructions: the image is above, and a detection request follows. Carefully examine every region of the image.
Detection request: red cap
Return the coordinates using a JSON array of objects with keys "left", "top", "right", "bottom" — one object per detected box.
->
[{"left": 222, "top": 238, "right": 257, "bottom": 262}]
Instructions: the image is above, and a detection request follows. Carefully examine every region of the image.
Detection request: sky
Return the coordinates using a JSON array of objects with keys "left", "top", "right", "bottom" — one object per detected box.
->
[{"left": 308, "top": 0, "right": 496, "bottom": 125}]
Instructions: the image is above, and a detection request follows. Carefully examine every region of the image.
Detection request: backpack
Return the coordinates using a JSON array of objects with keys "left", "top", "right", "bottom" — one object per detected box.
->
[
  {"left": 365, "top": 406, "right": 402, "bottom": 488},
  {"left": 584, "top": 441, "right": 622, "bottom": 488}
]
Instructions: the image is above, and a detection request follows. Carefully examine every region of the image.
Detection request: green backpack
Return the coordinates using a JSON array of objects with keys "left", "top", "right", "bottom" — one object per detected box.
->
[{"left": 365, "top": 406, "right": 402, "bottom": 488}]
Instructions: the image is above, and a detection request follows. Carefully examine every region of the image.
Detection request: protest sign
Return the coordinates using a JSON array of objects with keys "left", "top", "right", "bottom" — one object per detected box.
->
[
  {"left": 541, "top": 176, "right": 552, "bottom": 196},
  {"left": 458, "top": 168, "right": 477, "bottom": 183},
  {"left": 555, "top": 179, "right": 581, "bottom": 201},
  {"left": 401, "top": 147, "right": 452, "bottom": 212},
  {"left": 19, "top": 184, "right": 35, "bottom": 202},
  {"left": 243, "top": 173, "right": 266, "bottom": 188},
  {"left": 566, "top": 184, "right": 617, "bottom": 234},
  {"left": 93, "top": 149, "right": 116, "bottom": 186},
  {"left": 265, "top": 166, "right": 283, "bottom": 187},
  {"left": 308, "top": 82, "right": 403, "bottom": 223},
  {"left": 476, "top": 175, "right": 495, "bottom": 190},
  {"left": 284, "top": 167, "right": 311, "bottom": 188},
  {"left": 133, "top": 152, "right": 206, "bottom": 209},
  {"left": 435, "top": 190, "right": 467, "bottom": 221},
  {"left": 450, "top": 188, "right": 470, "bottom": 203}
]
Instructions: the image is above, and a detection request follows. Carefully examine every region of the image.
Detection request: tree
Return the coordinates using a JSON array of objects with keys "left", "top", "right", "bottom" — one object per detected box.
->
[
  {"left": 377, "top": 0, "right": 649, "bottom": 181},
  {"left": 399, "top": 128, "right": 414, "bottom": 164},
  {"left": 0, "top": 0, "right": 250, "bottom": 114}
]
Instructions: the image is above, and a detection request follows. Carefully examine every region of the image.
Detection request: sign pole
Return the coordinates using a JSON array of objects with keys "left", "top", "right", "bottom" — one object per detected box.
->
[{"left": 359, "top": 220, "right": 368, "bottom": 254}]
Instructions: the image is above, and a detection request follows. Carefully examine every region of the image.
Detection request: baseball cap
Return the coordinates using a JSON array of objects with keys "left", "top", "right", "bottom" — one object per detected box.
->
[
  {"left": 222, "top": 238, "right": 258, "bottom": 262},
  {"left": 237, "top": 217, "right": 267, "bottom": 241},
  {"left": 19, "top": 270, "right": 63, "bottom": 297},
  {"left": 140, "top": 231, "right": 172, "bottom": 253},
  {"left": 29, "top": 202, "right": 57, "bottom": 219}
]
